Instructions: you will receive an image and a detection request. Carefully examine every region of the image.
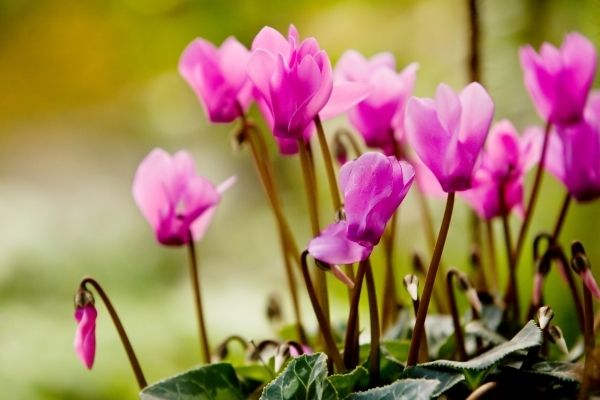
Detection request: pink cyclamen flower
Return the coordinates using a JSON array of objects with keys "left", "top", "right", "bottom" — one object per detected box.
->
[
  {"left": 520, "top": 32, "right": 596, "bottom": 125},
  {"left": 179, "top": 37, "right": 253, "bottom": 123},
  {"left": 460, "top": 120, "right": 541, "bottom": 219},
  {"left": 334, "top": 50, "right": 418, "bottom": 155},
  {"left": 74, "top": 305, "right": 97, "bottom": 369},
  {"left": 247, "top": 25, "right": 368, "bottom": 155},
  {"left": 404, "top": 82, "right": 494, "bottom": 192},
  {"left": 545, "top": 92, "right": 600, "bottom": 202},
  {"left": 132, "top": 148, "right": 235, "bottom": 246},
  {"left": 308, "top": 152, "right": 414, "bottom": 266}
]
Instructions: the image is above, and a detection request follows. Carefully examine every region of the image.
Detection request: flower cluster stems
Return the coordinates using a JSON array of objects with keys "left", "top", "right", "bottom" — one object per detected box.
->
[
  {"left": 186, "top": 238, "right": 211, "bottom": 364},
  {"left": 343, "top": 260, "right": 368, "bottom": 369},
  {"left": 300, "top": 252, "right": 344, "bottom": 372},
  {"left": 500, "top": 183, "right": 520, "bottom": 321},
  {"left": 484, "top": 220, "right": 499, "bottom": 293},
  {"left": 80, "top": 277, "right": 147, "bottom": 389},
  {"left": 239, "top": 112, "right": 306, "bottom": 342},
  {"left": 407, "top": 192, "right": 455, "bottom": 366},
  {"left": 298, "top": 138, "right": 331, "bottom": 323},
  {"left": 446, "top": 269, "right": 467, "bottom": 361},
  {"left": 381, "top": 214, "right": 400, "bottom": 331},
  {"left": 552, "top": 192, "right": 572, "bottom": 240}
]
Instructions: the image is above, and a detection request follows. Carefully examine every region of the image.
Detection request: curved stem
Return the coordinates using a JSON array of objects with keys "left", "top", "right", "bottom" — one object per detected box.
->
[
  {"left": 334, "top": 128, "right": 363, "bottom": 159},
  {"left": 446, "top": 269, "right": 467, "bottom": 361},
  {"left": 80, "top": 278, "right": 147, "bottom": 389},
  {"left": 552, "top": 192, "right": 571, "bottom": 241},
  {"left": 554, "top": 248, "right": 585, "bottom": 333},
  {"left": 364, "top": 259, "right": 380, "bottom": 386},
  {"left": 300, "top": 252, "right": 344, "bottom": 372},
  {"left": 407, "top": 192, "right": 455, "bottom": 366},
  {"left": 186, "top": 237, "right": 211, "bottom": 364},
  {"left": 466, "top": 382, "right": 498, "bottom": 400},
  {"left": 343, "top": 260, "right": 368, "bottom": 369}
]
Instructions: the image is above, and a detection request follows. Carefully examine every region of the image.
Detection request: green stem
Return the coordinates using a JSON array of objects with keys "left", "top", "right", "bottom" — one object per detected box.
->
[
  {"left": 80, "top": 278, "right": 147, "bottom": 389},
  {"left": 500, "top": 183, "right": 519, "bottom": 321},
  {"left": 407, "top": 192, "right": 455, "bottom": 366},
  {"left": 381, "top": 212, "right": 400, "bottom": 331},
  {"left": 485, "top": 220, "right": 499, "bottom": 293},
  {"left": 186, "top": 236, "right": 211, "bottom": 364},
  {"left": 364, "top": 259, "right": 380, "bottom": 386},
  {"left": 300, "top": 252, "right": 345, "bottom": 372}
]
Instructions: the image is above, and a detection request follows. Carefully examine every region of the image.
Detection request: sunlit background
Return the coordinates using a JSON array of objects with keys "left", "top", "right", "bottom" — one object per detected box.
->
[{"left": 1, "top": 0, "right": 600, "bottom": 398}]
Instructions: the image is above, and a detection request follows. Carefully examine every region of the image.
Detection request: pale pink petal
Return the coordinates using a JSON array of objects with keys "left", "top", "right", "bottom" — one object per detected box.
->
[
  {"left": 74, "top": 306, "right": 97, "bottom": 370},
  {"left": 308, "top": 222, "right": 373, "bottom": 265},
  {"left": 319, "top": 81, "right": 371, "bottom": 120}
]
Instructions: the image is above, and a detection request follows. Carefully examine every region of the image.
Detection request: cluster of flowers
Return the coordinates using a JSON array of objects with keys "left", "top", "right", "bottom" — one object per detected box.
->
[{"left": 73, "top": 24, "right": 600, "bottom": 381}]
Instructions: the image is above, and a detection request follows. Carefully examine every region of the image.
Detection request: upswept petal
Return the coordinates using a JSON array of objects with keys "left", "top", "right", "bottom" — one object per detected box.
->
[
  {"left": 434, "top": 84, "right": 462, "bottom": 137},
  {"left": 458, "top": 82, "right": 494, "bottom": 149},
  {"left": 319, "top": 81, "right": 371, "bottom": 120},
  {"left": 252, "top": 26, "right": 290, "bottom": 56}
]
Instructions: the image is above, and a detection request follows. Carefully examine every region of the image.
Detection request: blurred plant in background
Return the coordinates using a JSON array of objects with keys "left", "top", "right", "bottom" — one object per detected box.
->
[{"left": 2, "top": 0, "right": 600, "bottom": 398}]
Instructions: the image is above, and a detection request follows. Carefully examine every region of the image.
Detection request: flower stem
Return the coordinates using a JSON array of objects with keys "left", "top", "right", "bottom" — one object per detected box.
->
[
  {"left": 484, "top": 220, "right": 499, "bottom": 293},
  {"left": 334, "top": 128, "right": 363, "bottom": 158},
  {"left": 381, "top": 214, "right": 400, "bottom": 332},
  {"left": 510, "top": 121, "right": 552, "bottom": 284},
  {"left": 554, "top": 247, "right": 585, "bottom": 333},
  {"left": 552, "top": 192, "right": 571, "bottom": 241},
  {"left": 315, "top": 115, "right": 342, "bottom": 212},
  {"left": 579, "top": 281, "right": 594, "bottom": 400},
  {"left": 446, "top": 269, "right": 467, "bottom": 361},
  {"left": 343, "top": 260, "right": 368, "bottom": 369},
  {"left": 239, "top": 113, "right": 306, "bottom": 342},
  {"left": 300, "top": 251, "right": 344, "bottom": 372},
  {"left": 186, "top": 236, "right": 211, "bottom": 364},
  {"left": 467, "top": 0, "right": 481, "bottom": 83},
  {"left": 364, "top": 259, "right": 380, "bottom": 387},
  {"left": 500, "top": 183, "right": 520, "bottom": 321},
  {"left": 407, "top": 192, "right": 455, "bottom": 366},
  {"left": 298, "top": 139, "right": 330, "bottom": 323},
  {"left": 80, "top": 277, "right": 147, "bottom": 389}
]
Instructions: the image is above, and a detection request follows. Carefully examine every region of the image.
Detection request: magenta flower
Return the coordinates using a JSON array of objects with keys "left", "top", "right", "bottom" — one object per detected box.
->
[
  {"left": 545, "top": 92, "right": 600, "bottom": 202},
  {"left": 247, "top": 25, "right": 368, "bottom": 155},
  {"left": 404, "top": 82, "right": 494, "bottom": 192},
  {"left": 179, "top": 37, "right": 253, "bottom": 123},
  {"left": 74, "top": 305, "right": 97, "bottom": 369},
  {"left": 460, "top": 120, "right": 541, "bottom": 219},
  {"left": 308, "top": 152, "right": 414, "bottom": 266},
  {"left": 132, "top": 148, "right": 235, "bottom": 246},
  {"left": 520, "top": 32, "right": 596, "bottom": 125},
  {"left": 334, "top": 50, "right": 418, "bottom": 155}
]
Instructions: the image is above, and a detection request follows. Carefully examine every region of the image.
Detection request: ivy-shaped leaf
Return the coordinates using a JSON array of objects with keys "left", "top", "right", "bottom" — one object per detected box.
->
[
  {"left": 422, "top": 321, "right": 543, "bottom": 388},
  {"left": 260, "top": 353, "right": 329, "bottom": 400},
  {"left": 140, "top": 363, "right": 245, "bottom": 400},
  {"left": 401, "top": 366, "right": 465, "bottom": 397},
  {"left": 523, "top": 361, "right": 581, "bottom": 384},
  {"left": 344, "top": 378, "right": 439, "bottom": 400},
  {"left": 325, "top": 366, "right": 368, "bottom": 399}
]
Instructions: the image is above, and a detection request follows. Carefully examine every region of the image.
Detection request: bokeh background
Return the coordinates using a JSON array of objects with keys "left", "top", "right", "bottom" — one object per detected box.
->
[{"left": 1, "top": 0, "right": 600, "bottom": 398}]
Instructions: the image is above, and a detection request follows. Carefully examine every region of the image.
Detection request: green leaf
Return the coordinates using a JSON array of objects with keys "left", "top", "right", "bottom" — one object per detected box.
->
[
  {"left": 260, "top": 353, "right": 329, "bottom": 400},
  {"left": 422, "top": 321, "right": 543, "bottom": 388},
  {"left": 344, "top": 378, "right": 439, "bottom": 400},
  {"left": 464, "top": 321, "right": 507, "bottom": 346},
  {"left": 401, "top": 367, "right": 465, "bottom": 397},
  {"left": 140, "top": 363, "right": 245, "bottom": 400},
  {"left": 326, "top": 366, "right": 368, "bottom": 398},
  {"left": 524, "top": 361, "right": 581, "bottom": 384}
]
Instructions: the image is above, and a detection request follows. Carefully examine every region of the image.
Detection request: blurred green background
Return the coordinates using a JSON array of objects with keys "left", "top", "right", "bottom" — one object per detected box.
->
[{"left": 1, "top": 0, "right": 600, "bottom": 398}]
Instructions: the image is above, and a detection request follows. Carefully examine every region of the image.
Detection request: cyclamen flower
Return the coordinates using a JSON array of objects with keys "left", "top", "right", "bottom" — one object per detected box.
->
[
  {"left": 247, "top": 25, "right": 368, "bottom": 155},
  {"left": 132, "top": 149, "right": 235, "bottom": 246},
  {"left": 179, "top": 37, "right": 253, "bottom": 123},
  {"left": 545, "top": 92, "right": 600, "bottom": 202},
  {"left": 404, "top": 82, "right": 494, "bottom": 192},
  {"left": 334, "top": 50, "right": 418, "bottom": 155},
  {"left": 308, "top": 152, "right": 414, "bottom": 266},
  {"left": 460, "top": 120, "right": 541, "bottom": 219},
  {"left": 520, "top": 32, "right": 596, "bottom": 125},
  {"left": 74, "top": 305, "right": 97, "bottom": 369}
]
